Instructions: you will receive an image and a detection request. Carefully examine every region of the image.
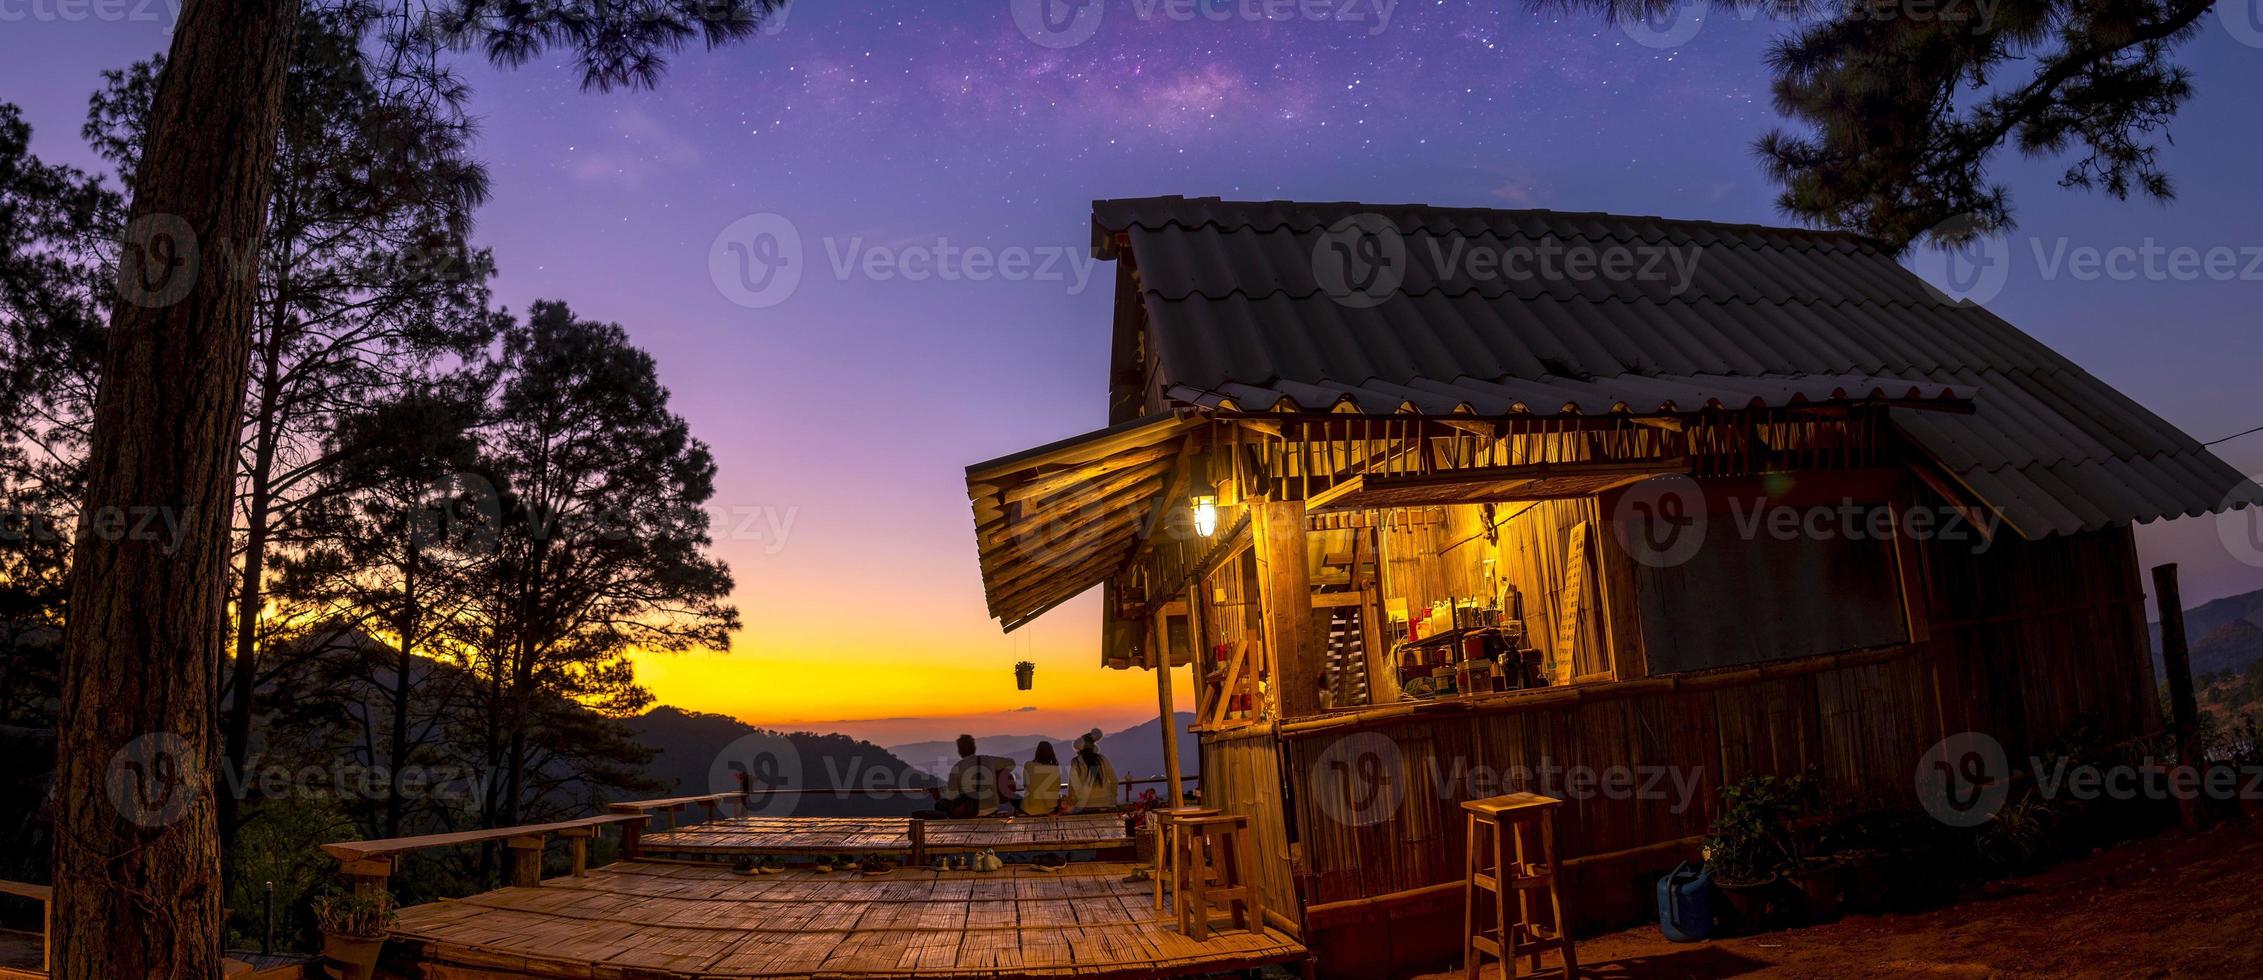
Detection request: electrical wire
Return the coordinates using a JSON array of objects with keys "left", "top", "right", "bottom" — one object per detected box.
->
[{"left": 2204, "top": 423, "right": 2263, "bottom": 447}]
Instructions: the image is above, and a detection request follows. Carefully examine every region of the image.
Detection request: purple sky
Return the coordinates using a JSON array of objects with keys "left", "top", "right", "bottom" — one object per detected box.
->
[{"left": 6, "top": 2, "right": 2262, "bottom": 742}]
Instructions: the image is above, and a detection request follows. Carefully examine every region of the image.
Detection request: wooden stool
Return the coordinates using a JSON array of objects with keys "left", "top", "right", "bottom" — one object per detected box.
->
[
  {"left": 1462, "top": 793, "right": 1577, "bottom": 979},
  {"left": 1174, "top": 813, "right": 1262, "bottom": 940},
  {"left": 1152, "top": 806, "right": 1219, "bottom": 914}
]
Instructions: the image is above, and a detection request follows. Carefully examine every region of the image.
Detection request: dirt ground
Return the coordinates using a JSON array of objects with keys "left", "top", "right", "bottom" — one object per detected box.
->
[{"left": 1416, "top": 817, "right": 2263, "bottom": 979}]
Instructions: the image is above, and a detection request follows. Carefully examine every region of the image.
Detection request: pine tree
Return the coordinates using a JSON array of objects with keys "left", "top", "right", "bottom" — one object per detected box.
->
[
  {"left": 1552, "top": 0, "right": 2216, "bottom": 248},
  {"left": 52, "top": 3, "right": 783, "bottom": 975},
  {"left": 470, "top": 301, "right": 738, "bottom": 828}
]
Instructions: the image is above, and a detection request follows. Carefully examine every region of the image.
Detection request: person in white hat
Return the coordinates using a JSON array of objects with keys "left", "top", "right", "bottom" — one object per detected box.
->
[{"left": 1066, "top": 728, "right": 1119, "bottom": 812}]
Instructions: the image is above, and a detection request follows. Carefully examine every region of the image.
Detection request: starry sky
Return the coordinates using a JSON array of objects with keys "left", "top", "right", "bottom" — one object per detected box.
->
[{"left": 4, "top": 1, "right": 2261, "bottom": 744}]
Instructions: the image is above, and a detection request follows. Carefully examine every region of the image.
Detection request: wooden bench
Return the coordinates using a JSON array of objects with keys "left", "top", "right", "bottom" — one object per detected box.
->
[
  {"left": 606, "top": 792, "right": 742, "bottom": 830},
  {"left": 0, "top": 881, "right": 49, "bottom": 975},
  {"left": 322, "top": 813, "right": 651, "bottom": 895}
]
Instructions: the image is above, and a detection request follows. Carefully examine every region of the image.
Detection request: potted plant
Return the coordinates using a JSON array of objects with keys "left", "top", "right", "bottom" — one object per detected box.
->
[
  {"left": 312, "top": 890, "right": 397, "bottom": 980},
  {"left": 1702, "top": 773, "right": 1810, "bottom": 931},
  {"left": 1784, "top": 853, "right": 1843, "bottom": 922}
]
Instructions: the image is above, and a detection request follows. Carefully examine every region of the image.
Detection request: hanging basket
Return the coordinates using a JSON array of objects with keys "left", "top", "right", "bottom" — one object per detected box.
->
[{"left": 1014, "top": 661, "right": 1036, "bottom": 691}]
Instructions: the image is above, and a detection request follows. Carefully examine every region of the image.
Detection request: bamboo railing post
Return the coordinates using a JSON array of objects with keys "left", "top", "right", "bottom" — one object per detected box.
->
[
  {"left": 507, "top": 835, "right": 547, "bottom": 888},
  {"left": 560, "top": 827, "right": 594, "bottom": 877},
  {"left": 620, "top": 815, "right": 645, "bottom": 860},
  {"left": 341, "top": 857, "right": 392, "bottom": 899}
]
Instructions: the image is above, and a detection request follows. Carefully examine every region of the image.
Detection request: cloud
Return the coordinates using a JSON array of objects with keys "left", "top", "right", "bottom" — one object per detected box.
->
[{"left": 565, "top": 105, "right": 702, "bottom": 189}]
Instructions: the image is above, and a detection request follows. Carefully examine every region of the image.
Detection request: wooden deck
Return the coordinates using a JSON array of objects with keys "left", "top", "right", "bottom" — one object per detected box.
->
[
  {"left": 640, "top": 813, "right": 1132, "bottom": 858},
  {"left": 389, "top": 860, "right": 1306, "bottom": 978}
]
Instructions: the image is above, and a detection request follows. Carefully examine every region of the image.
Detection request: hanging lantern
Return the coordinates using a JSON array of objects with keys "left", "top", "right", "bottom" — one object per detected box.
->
[
  {"left": 1014, "top": 660, "right": 1036, "bottom": 691},
  {"left": 1191, "top": 493, "right": 1219, "bottom": 537}
]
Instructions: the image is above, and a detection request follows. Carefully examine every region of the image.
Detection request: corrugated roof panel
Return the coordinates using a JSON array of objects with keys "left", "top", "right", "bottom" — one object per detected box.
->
[{"left": 1099, "top": 197, "right": 2260, "bottom": 538}]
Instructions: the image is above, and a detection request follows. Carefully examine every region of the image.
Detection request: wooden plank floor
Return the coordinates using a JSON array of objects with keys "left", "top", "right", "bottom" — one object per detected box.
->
[
  {"left": 641, "top": 813, "right": 1131, "bottom": 857},
  {"left": 391, "top": 861, "right": 1304, "bottom": 978}
]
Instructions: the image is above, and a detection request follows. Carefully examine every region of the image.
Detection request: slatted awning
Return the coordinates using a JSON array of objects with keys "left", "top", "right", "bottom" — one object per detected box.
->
[
  {"left": 966, "top": 413, "right": 1200, "bottom": 631},
  {"left": 1305, "top": 458, "right": 1693, "bottom": 512}
]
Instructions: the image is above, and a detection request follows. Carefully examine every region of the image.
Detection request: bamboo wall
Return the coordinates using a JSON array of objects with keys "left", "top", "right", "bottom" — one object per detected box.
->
[
  {"left": 1195, "top": 724, "right": 1302, "bottom": 934},
  {"left": 1217, "top": 525, "right": 2155, "bottom": 978}
]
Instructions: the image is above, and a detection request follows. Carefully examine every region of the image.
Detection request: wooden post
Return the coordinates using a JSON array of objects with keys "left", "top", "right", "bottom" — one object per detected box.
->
[
  {"left": 2151, "top": 563, "right": 2206, "bottom": 830},
  {"left": 1153, "top": 609, "right": 1186, "bottom": 805},
  {"left": 620, "top": 815, "right": 646, "bottom": 861},
  {"left": 506, "top": 835, "right": 546, "bottom": 888},
  {"left": 340, "top": 858, "right": 392, "bottom": 900},
  {"left": 910, "top": 819, "right": 927, "bottom": 867},
  {"left": 559, "top": 827, "right": 594, "bottom": 877},
  {"left": 1253, "top": 499, "right": 1321, "bottom": 718}
]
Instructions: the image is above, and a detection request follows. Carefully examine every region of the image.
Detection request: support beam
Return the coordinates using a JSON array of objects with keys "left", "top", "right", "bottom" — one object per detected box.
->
[
  {"left": 1253, "top": 499, "right": 1322, "bottom": 719},
  {"left": 1153, "top": 602, "right": 1186, "bottom": 805},
  {"left": 2152, "top": 563, "right": 2205, "bottom": 830}
]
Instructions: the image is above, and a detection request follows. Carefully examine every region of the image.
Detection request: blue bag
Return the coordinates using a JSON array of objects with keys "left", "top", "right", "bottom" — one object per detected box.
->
[{"left": 1657, "top": 861, "right": 1714, "bottom": 943}]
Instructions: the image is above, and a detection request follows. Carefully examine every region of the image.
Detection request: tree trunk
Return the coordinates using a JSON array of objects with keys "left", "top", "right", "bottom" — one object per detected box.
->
[
  {"left": 219, "top": 252, "right": 292, "bottom": 865},
  {"left": 385, "top": 547, "right": 418, "bottom": 839},
  {"left": 50, "top": 1, "right": 302, "bottom": 977},
  {"left": 219, "top": 417, "right": 276, "bottom": 864}
]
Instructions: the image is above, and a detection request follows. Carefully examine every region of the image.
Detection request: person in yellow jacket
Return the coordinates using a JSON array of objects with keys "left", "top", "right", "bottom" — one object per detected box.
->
[{"left": 1020, "top": 742, "right": 1066, "bottom": 816}]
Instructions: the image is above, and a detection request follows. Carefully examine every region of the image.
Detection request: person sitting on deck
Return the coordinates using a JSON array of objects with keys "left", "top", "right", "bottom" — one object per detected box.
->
[
  {"left": 923, "top": 734, "right": 1019, "bottom": 818},
  {"left": 1020, "top": 741, "right": 1066, "bottom": 816},
  {"left": 1066, "top": 729, "right": 1120, "bottom": 812}
]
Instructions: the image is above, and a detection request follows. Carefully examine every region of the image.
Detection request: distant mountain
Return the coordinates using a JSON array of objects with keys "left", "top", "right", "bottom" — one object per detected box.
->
[
  {"left": 2153, "top": 587, "right": 2263, "bottom": 678},
  {"left": 887, "top": 713, "right": 1200, "bottom": 801},
  {"left": 2194, "top": 620, "right": 2263, "bottom": 681},
  {"left": 629, "top": 706, "right": 937, "bottom": 817},
  {"left": 888, "top": 733, "right": 1060, "bottom": 778}
]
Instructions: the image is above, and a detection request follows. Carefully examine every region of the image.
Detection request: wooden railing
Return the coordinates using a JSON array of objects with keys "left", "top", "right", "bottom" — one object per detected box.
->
[
  {"left": 0, "top": 880, "right": 49, "bottom": 975},
  {"left": 321, "top": 812, "right": 652, "bottom": 896},
  {"left": 604, "top": 791, "right": 745, "bottom": 831},
  {"left": 318, "top": 777, "right": 1192, "bottom": 900}
]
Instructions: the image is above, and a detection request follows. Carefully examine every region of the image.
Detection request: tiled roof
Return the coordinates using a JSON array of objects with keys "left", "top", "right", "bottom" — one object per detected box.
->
[{"left": 1094, "top": 197, "right": 2261, "bottom": 537}]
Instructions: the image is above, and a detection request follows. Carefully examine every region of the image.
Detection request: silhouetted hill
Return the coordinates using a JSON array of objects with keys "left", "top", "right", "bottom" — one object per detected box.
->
[
  {"left": 888, "top": 733, "right": 1059, "bottom": 778},
  {"left": 2154, "top": 587, "right": 2263, "bottom": 677},
  {"left": 629, "top": 706, "right": 937, "bottom": 817},
  {"left": 886, "top": 714, "right": 1199, "bottom": 802},
  {"left": 2194, "top": 620, "right": 2263, "bottom": 681}
]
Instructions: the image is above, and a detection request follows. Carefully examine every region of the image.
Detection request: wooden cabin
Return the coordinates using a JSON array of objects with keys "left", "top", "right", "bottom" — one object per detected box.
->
[{"left": 964, "top": 197, "right": 2262, "bottom": 977}]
